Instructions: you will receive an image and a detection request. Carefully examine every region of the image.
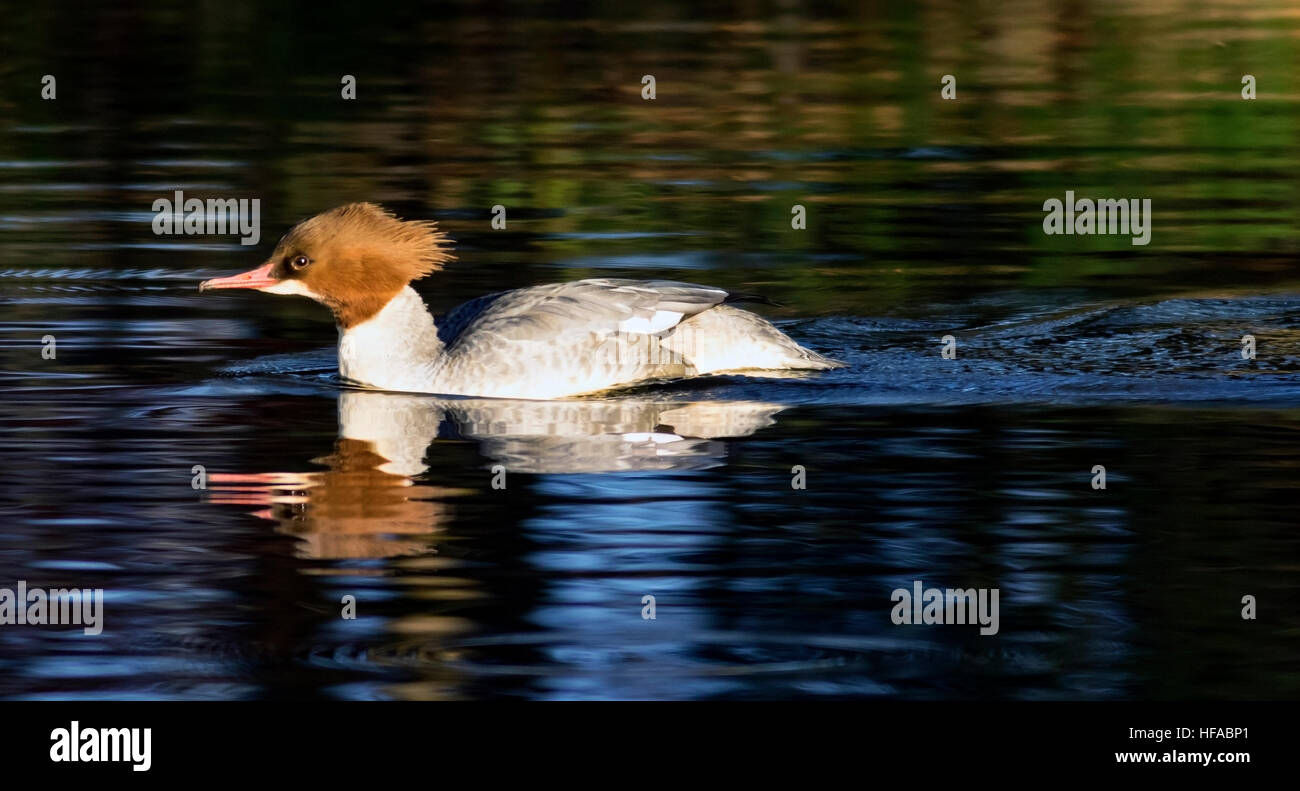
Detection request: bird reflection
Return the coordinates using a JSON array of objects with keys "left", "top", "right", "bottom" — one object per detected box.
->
[
  {"left": 206, "top": 439, "right": 456, "bottom": 560},
  {"left": 207, "top": 391, "right": 784, "bottom": 559}
]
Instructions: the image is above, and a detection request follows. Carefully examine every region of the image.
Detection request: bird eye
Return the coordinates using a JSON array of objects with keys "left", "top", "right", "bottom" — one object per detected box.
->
[{"left": 290, "top": 255, "right": 310, "bottom": 270}]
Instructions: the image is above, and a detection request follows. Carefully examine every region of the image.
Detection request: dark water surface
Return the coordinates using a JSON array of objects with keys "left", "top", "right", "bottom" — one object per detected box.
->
[{"left": 1, "top": 1, "right": 1298, "bottom": 699}]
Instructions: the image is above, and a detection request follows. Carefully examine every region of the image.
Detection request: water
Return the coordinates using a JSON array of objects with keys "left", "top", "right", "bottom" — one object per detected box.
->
[{"left": 1, "top": 1, "right": 1298, "bottom": 700}]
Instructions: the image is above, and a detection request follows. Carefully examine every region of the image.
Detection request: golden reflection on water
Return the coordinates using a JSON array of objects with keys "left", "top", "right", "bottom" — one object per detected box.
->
[
  {"left": 208, "top": 450, "right": 457, "bottom": 560},
  {"left": 207, "top": 391, "right": 784, "bottom": 559}
]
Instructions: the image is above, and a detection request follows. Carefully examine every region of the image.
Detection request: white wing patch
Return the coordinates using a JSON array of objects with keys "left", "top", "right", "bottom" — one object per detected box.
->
[
  {"left": 619, "top": 310, "right": 684, "bottom": 334},
  {"left": 622, "top": 432, "right": 685, "bottom": 444}
]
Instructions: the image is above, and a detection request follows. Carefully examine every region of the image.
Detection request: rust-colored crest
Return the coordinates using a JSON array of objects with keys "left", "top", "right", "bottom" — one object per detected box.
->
[{"left": 269, "top": 203, "right": 454, "bottom": 327}]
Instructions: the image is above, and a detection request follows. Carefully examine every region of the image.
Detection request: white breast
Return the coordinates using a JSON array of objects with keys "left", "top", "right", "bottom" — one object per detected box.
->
[{"left": 338, "top": 287, "right": 443, "bottom": 392}]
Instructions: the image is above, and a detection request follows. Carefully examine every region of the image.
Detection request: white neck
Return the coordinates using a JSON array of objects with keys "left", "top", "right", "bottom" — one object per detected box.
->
[{"left": 337, "top": 286, "right": 444, "bottom": 392}]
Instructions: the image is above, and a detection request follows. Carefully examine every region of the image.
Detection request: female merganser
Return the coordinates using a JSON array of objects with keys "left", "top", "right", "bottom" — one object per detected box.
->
[{"left": 199, "top": 203, "right": 842, "bottom": 399}]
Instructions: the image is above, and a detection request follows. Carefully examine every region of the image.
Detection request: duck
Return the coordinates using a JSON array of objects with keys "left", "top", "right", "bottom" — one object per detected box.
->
[{"left": 199, "top": 203, "right": 842, "bottom": 399}]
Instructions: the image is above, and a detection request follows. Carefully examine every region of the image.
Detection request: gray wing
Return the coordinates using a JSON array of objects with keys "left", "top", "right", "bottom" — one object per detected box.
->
[
  {"left": 438, "top": 278, "right": 732, "bottom": 349},
  {"left": 425, "top": 278, "right": 833, "bottom": 397}
]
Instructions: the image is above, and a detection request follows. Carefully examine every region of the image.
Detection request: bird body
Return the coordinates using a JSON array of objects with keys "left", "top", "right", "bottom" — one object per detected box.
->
[{"left": 200, "top": 203, "right": 841, "bottom": 399}]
